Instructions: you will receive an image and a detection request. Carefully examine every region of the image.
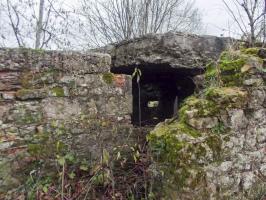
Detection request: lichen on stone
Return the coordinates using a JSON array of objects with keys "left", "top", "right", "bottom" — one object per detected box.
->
[
  {"left": 20, "top": 69, "right": 60, "bottom": 89},
  {"left": 102, "top": 72, "right": 114, "bottom": 84},
  {"left": 50, "top": 86, "right": 65, "bottom": 97},
  {"left": 15, "top": 89, "right": 48, "bottom": 100}
]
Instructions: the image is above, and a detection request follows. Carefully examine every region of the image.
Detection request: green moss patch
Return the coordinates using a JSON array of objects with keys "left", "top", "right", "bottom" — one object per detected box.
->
[
  {"left": 219, "top": 51, "right": 246, "bottom": 72},
  {"left": 50, "top": 87, "right": 65, "bottom": 97},
  {"left": 205, "top": 87, "right": 247, "bottom": 108},
  {"left": 102, "top": 72, "right": 114, "bottom": 84},
  {"left": 206, "top": 49, "right": 265, "bottom": 87},
  {"left": 241, "top": 48, "right": 260, "bottom": 56},
  {"left": 179, "top": 96, "right": 218, "bottom": 121},
  {"left": 147, "top": 48, "right": 266, "bottom": 198}
]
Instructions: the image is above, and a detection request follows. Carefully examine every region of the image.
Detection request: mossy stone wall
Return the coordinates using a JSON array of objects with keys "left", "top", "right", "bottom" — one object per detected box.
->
[
  {"left": 0, "top": 48, "right": 133, "bottom": 196},
  {"left": 148, "top": 48, "right": 266, "bottom": 199}
]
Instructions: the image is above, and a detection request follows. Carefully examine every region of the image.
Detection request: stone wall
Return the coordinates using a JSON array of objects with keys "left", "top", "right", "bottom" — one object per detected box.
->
[
  {"left": 0, "top": 48, "right": 134, "bottom": 194},
  {"left": 148, "top": 48, "right": 266, "bottom": 199},
  {"left": 1, "top": 35, "right": 265, "bottom": 199},
  {"left": 111, "top": 32, "right": 231, "bottom": 75}
]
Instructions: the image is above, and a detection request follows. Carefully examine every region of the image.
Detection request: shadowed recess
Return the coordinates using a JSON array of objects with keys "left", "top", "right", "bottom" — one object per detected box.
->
[{"left": 111, "top": 63, "right": 198, "bottom": 126}]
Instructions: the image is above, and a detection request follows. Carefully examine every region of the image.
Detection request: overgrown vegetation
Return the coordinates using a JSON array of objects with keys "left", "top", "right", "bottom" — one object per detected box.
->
[{"left": 6, "top": 120, "right": 152, "bottom": 200}]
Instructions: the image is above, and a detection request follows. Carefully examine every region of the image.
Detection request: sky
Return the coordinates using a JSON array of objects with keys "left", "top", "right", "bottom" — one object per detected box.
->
[
  {"left": 0, "top": 0, "right": 244, "bottom": 49},
  {"left": 63, "top": 0, "right": 237, "bottom": 37},
  {"left": 195, "top": 0, "right": 238, "bottom": 37}
]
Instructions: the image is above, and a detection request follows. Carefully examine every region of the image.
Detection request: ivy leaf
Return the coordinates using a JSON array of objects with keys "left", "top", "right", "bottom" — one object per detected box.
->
[
  {"left": 42, "top": 185, "right": 48, "bottom": 193},
  {"left": 116, "top": 151, "right": 121, "bottom": 160},
  {"left": 57, "top": 156, "right": 65, "bottom": 166},
  {"left": 80, "top": 165, "right": 88, "bottom": 171},
  {"left": 102, "top": 149, "right": 110, "bottom": 166},
  {"left": 65, "top": 153, "right": 75, "bottom": 162},
  {"left": 68, "top": 172, "right": 76, "bottom": 179}
]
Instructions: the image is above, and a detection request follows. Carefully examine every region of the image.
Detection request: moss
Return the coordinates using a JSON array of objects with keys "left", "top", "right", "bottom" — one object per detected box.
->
[
  {"left": 32, "top": 48, "right": 45, "bottom": 54},
  {"left": 20, "top": 69, "right": 59, "bottom": 89},
  {"left": 179, "top": 96, "right": 218, "bottom": 121},
  {"left": 211, "top": 122, "right": 227, "bottom": 134},
  {"left": 0, "top": 159, "right": 19, "bottom": 192},
  {"left": 149, "top": 119, "right": 200, "bottom": 139},
  {"left": 206, "top": 135, "right": 222, "bottom": 161},
  {"left": 20, "top": 73, "right": 34, "bottom": 88},
  {"left": 148, "top": 126, "right": 185, "bottom": 162},
  {"left": 219, "top": 56, "right": 246, "bottom": 72},
  {"left": 16, "top": 89, "right": 32, "bottom": 97},
  {"left": 241, "top": 48, "right": 260, "bottom": 56},
  {"left": 206, "top": 50, "right": 264, "bottom": 87},
  {"left": 102, "top": 72, "right": 114, "bottom": 84},
  {"left": 174, "top": 168, "right": 191, "bottom": 188},
  {"left": 218, "top": 52, "right": 248, "bottom": 86},
  {"left": 28, "top": 131, "right": 67, "bottom": 158},
  {"left": 221, "top": 73, "right": 244, "bottom": 87},
  {"left": 50, "top": 87, "right": 65, "bottom": 97},
  {"left": 205, "top": 62, "right": 218, "bottom": 86},
  {"left": 190, "top": 170, "right": 207, "bottom": 189},
  {"left": 148, "top": 48, "right": 265, "bottom": 198},
  {"left": 210, "top": 49, "right": 265, "bottom": 87},
  {"left": 177, "top": 123, "right": 201, "bottom": 137},
  {"left": 205, "top": 87, "right": 247, "bottom": 108},
  {"left": 15, "top": 89, "right": 47, "bottom": 100},
  {"left": 21, "top": 112, "right": 43, "bottom": 124},
  {"left": 11, "top": 105, "right": 44, "bottom": 125}
]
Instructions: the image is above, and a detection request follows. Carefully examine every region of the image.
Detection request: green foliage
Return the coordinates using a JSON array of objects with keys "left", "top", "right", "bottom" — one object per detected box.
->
[
  {"left": 24, "top": 123, "right": 96, "bottom": 199},
  {"left": 91, "top": 169, "right": 111, "bottom": 186},
  {"left": 28, "top": 132, "right": 66, "bottom": 159},
  {"left": 25, "top": 175, "right": 52, "bottom": 200},
  {"left": 102, "top": 149, "right": 110, "bottom": 166}
]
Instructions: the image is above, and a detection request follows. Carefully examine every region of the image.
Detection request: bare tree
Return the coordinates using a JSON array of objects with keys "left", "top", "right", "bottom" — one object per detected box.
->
[
  {"left": 35, "top": 0, "right": 45, "bottom": 49},
  {"left": 222, "top": 0, "right": 266, "bottom": 46},
  {"left": 5, "top": 0, "right": 24, "bottom": 47},
  {"left": 0, "top": 0, "right": 73, "bottom": 49},
  {"left": 0, "top": 0, "right": 202, "bottom": 49},
  {"left": 78, "top": 0, "right": 202, "bottom": 45}
]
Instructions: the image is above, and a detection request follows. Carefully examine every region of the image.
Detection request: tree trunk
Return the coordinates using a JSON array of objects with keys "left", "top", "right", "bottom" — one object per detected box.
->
[
  {"left": 35, "top": 0, "right": 45, "bottom": 49},
  {"left": 250, "top": 23, "right": 256, "bottom": 47}
]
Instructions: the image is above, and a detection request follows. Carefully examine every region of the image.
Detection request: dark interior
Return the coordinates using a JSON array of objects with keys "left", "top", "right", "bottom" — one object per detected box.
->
[{"left": 111, "top": 63, "right": 199, "bottom": 126}]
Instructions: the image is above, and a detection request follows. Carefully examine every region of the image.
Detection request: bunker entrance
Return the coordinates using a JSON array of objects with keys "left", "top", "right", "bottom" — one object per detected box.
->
[{"left": 111, "top": 64, "right": 198, "bottom": 126}]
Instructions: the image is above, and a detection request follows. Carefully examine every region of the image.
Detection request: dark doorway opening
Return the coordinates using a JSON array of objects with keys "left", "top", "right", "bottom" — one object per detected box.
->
[{"left": 111, "top": 64, "right": 199, "bottom": 126}]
